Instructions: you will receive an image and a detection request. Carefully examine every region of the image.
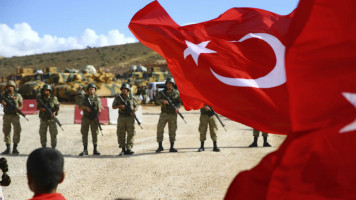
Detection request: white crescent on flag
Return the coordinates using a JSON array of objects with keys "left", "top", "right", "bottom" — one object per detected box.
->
[{"left": 210, "top": 33, "right": 286, "bottom": 88}]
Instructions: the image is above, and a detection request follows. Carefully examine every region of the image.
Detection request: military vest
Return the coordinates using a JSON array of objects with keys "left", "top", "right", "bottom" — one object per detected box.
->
[
  {"left": 37, "top": 95, "right": 59, "bottom": 119},
  {"left": 113, "top": 94, "right": 137, "bottom": 116},
  {"left": 158, "top": 89, "right": 181, "bottom": 113},
  {"left": 2, "top": 92, "right": 22, "bottom": 115},
  {"left": 200, "top": 106, "right": 215, "bottom": 116},
  {"left": 82, "top": 94, "right": 100, "bottom": 119}
]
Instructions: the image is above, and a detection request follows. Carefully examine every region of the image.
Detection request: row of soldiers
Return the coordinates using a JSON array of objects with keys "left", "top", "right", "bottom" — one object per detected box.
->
[{"left": 0, "top": 78, "right": 271, "bottom": 155}]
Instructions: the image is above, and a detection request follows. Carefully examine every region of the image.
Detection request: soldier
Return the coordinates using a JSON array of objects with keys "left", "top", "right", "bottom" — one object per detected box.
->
[
  {"left": 1, "top": 80, "right": 23, "bottom": 155},
  {"left": 112, "top": 83, "right": 138, "bottom": 156},
  {"left": 141, "top": 85, "right": 148, "bottom": 105},
  {"left": 155, "top": 77, "right": 181, "bottom": 153},
  {"left": 78, "top": 83, "right": 102, "bottom": 156},
  {"left": 249, "top": 128, "right": 271, "bottom": 147},
  {"left": 75, "top": 86, "right": 85, "bottom": 106},
  {"left": 36, "top": 84, "right": 60, "bottom": 148},
  {"left": 198, "top": 105, "right": 220, "bottom": 152}
]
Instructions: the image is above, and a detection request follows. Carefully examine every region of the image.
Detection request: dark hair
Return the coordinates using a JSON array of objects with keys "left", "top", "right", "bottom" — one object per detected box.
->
[
  {"left": 27, "top": 148, "right": 64, "bottom": 193},
  {"left": 0, "top": 157, "right": 11, "bottom": 186}
]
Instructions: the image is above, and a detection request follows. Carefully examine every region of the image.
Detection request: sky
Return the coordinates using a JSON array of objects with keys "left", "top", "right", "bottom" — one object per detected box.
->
[{"left": 0, "top": 0, "right": 299, "bottom": 58}]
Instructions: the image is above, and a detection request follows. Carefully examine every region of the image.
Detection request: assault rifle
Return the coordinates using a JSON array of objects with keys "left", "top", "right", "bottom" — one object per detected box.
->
[
  {"left": 87, "top": 97, "right": 103, "bottom": 136},
  {"left": 117, "top": 94, "right": 143, "bottom": 129},
  {"left": 160, "top": 91, "right": 186, "bottom": 124},
  {"left": 207, "top": 105, "right": 227, "bottom": 131},
  {"left": 0, "top": 93, "right": 29, "bottom": 121},
  {"left": 37, "top": 98, "right": 64, "bottom": 131}
]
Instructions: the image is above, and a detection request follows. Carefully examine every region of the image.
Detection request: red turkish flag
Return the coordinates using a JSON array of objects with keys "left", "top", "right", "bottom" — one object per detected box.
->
[
  {"left": 129, "top": 1, "right": 294, "bottom": 134},
  {"left": 286, "top": 0, "right": 356, "bottom": 132},
  {"left": 225, "top": 0, "right": 356, "bottom": 199}
]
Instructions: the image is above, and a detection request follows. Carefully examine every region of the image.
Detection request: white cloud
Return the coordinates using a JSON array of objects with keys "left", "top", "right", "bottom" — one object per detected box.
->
[
  {"left": 182, "top": 22, "right": 197, "bottom": 26},
  {"left": 0, "top": 23, "right": 137, "bottom": 57}
]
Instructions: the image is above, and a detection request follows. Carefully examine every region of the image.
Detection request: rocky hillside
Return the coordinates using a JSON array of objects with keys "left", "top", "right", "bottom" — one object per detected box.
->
[{"left": 0, "top": 42, "right": 167, "bottom": 77}]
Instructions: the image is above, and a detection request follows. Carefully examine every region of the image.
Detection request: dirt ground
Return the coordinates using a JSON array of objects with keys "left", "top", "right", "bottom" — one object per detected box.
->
[{"left": 0, "top": 104, "right": 286, "bottom": 200}]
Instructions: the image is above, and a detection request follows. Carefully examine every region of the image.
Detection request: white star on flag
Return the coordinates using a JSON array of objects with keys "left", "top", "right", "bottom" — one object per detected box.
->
[
  {"left": 184, "top": 40, "right": 216, "bottom": 66},
  {"left": 340, "top": 92, "right": 356, "bottom": 133}
]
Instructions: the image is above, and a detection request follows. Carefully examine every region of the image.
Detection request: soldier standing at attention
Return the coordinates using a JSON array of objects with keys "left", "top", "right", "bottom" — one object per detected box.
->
[
  {"left": 198, "top": 105, "right": 220, "bottom": 152},
  {"left": 78, "top": 83, "right": 101, "bottom": 156},
  {"left": 141, "top": 85, "right": 148, "bottom": 105},
  {"left": 155, "top": 77, "right": 181, "bottom": 153},
  {"left": 112, "top": 83, "right": 138, "bottom": 156},
  {"left": 1, "top": 80, "right": 23, "bottom": 155},
  {"left": 36, "top": 84, "right": 60, "bottom": 149},
  {"left": 249, "top": 128, "right": 271, "bottom": 147}
]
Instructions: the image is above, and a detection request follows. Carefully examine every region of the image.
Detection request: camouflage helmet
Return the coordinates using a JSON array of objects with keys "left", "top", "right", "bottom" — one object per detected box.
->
[
  {"left": 121, "top": 83, "right": 130, "bottom": 91},
  {"left": 42, "top": 84, "right": 52, "bottom": 91},
  {"left": 6, "top": 80, "right": 16, "bottom": 88},
  {"left": 165, "top": 77, "right": 175, "bottom": 85},
  {"left": 87, "top": 83, "right": 97, "bottom": 90}
]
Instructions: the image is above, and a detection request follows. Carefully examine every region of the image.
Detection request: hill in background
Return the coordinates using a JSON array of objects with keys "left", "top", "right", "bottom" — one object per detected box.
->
[{"left": 0, "top": 42, "right": 167, "bottom": 77}]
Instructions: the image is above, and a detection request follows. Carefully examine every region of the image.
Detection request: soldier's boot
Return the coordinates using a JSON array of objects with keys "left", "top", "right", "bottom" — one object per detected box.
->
[
  {"left": 213, "top": 141, "right": 220, "bottom": 152},
  {"left": 198, "top": 141, "right": 205, "bottom": 152},
  {"left": 93, "top": 145, "right": 101, "bottom": 155},
  {"left": 118, "top": 147, "right": 126, "bottom": 156},
  {"left": 41, "top": 144, "right": 46, "bottom": 148},
  {"left": 249, "top": 136, "right": 258, "bottom": 148},
  {"left": 169, "top": 142, "right": 178, "bottom": 152},
  {"left": 12, "top": 143, "right": 19, "bottom": 155},
  {"left": 79, "top": 145, "right": 88, "bottom": 156},
  {"left": 263, "top": 136, "right": 271, "bottom": 147},
  {"left": 125, "top": 148, "right": 134, "bottom": 155},
  {"left": 155, "top": 142, "right": 164, "bottom": 153},
  {"left": 1, "top": 144, "right": 10, "bottom": 155}
]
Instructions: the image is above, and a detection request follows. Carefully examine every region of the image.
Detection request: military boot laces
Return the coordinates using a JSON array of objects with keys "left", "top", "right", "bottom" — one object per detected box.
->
[
  {"left": 155, "top": 142, "right": 164, "bottom": 153},
  {"left": 249, "top": 137, "right": 258, "bottom": 148},
  {"left": 1, "top": 145, "right": 10, "bottom": 155},
  {"left": 12, "top": 144, "right": 19, "bottom": 155}
]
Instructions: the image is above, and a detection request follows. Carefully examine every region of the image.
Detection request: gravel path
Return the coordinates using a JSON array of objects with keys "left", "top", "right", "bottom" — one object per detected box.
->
[{"left": 0, "top": 104, "right": 286, "bottom": 200}]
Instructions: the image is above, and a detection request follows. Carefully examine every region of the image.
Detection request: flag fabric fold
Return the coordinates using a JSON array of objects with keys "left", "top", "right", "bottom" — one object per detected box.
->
[
  {"left": 225, "top": 0, "right": 356, "bottom": 199},
  {"left": 130, "top": 0, "right": 356, "bottom": 199},
  {"left": 129, "top": 1, "right": 294, "bottom": 134}
]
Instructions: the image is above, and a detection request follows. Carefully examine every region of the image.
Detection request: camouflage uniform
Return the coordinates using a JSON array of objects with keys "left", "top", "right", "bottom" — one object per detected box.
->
[
  {"left": 75, "top": 87, "right": 85, "bottom": 105},
  {"left": 1, "top": 92, "right": 23, "bottom": 146},
  {"left": 141, "top": 86, "right": 147, "bottom": 105},
  {"left": 197, "top": 106, "right": 220, "bottom": 152},
  {"left": 253, "top": 129, "right": 268, "bottom": 138},
  {"left": 78, "top": 94, "right": 101, "bottom": 147},
  {"left": 37, "top": 95, "right": 60, "bottom": 148},
  {"left": 112, "top": 94, "right": 138, "bottom": 151},
  {"left": 156, "top": 88, "right": 181, "bottom": 142},
  {"left": 198, "top": 108, "right": 218, "bottom": 142}
]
